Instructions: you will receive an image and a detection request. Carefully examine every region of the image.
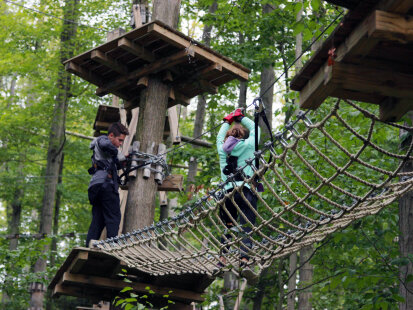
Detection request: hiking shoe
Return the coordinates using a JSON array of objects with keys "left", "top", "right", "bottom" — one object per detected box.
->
[{"left": 240, "top": 266, "right": 258, "bottom": 285}]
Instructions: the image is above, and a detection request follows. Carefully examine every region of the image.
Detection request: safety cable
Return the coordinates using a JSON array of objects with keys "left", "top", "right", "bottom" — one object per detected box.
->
[
  {"left": 259, "top": 8, "right": 344, "bottom": 98},
  {"left": 156, "top": 8, "right": 345, "bottom": 159}
]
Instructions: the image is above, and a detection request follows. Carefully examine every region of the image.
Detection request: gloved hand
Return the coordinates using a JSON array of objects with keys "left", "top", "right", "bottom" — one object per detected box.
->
[
  {"left": 233, "top": 108, "right": 245, "bottom": 122},
  {"left": 223, "top": 112, "right": 235, "bottom": 124}
]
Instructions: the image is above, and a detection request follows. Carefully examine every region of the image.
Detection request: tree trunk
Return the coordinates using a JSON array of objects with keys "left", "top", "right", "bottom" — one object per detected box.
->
[
  {"left": 30, "top": 0, "right": 79, "bottom": 308},
  {"left": 238, "top": 33, "right": 247, "bottom": 109},
  {"left": 287, "top": 253, "right": 297, "bottom": 310},
  {"left": 252, "top": 267, "right": 270, "bottom": 310},
  {"left": 124, "top": 0, "right": 181, "bottom": 232},
  {"left": 298, "top": 246, "right": 314, "bottom": 310},
  {"left": 259, "top": 4, "right": 275, "bottom": 139},
  {"left": 399, "top": 112, "right": 413, "bottom": 309},
  {"left": 50, "top": 154, "right": 64, "bottom": 268},
  {"left": 277, "top": 259, "right": 285, "bottom": 310},
  {"left": 186, "top": 1, "right": 217, "bottom": 191}
]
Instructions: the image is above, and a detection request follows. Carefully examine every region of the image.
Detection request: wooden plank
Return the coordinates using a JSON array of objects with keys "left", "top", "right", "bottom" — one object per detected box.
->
[
  {"left": 180, "top": 135, "right": 212, "bottom": 148},
  {"left": 61, "top": 272, "right": 204, "bottom": 303},
  {"left": 94, "top": 121, "right": 111, "bottom": 130},
  {"left": 379, "top": 98, "right": 413, "bottom": 122},
  {"left": 96, "top": 48, "right": 195, "bottom": 97},
  {"left": 91, "top": 50, "right": 128, "bottom": 75},
  {"left": 168, "top": 105, "right": 181, "bottom": 144},
  {"left": 147, "top": 23, "right": 249, "bottom": 81},
  {"left": 335, "top": 10, "right": 380, "bottom": 62},
  {"left": 117, "top": 37, "right": 155, "bottom": 63},
  {"left": 330, "top": 62, "right": 413, "bottom": 100},
  {"left": 378, "top": 0, "right": 413, "bottom": 14},
  {"left": 66, "top": 61, "right": 130, "bottom": 100},
  {"left": 157, "top": 174, "right": 184, "bottom": 192},
  {"left": 369, "top": 10, "right": 413, "bottom": 44},
  {"left": 68, "top": 251, "right": 89, "bottom": 274},
  {"left": 298, "top": 62, "right": 337, "bottom": 109},
  {"left": 159, "top": 191, "right": 168, "bottom": 206}
]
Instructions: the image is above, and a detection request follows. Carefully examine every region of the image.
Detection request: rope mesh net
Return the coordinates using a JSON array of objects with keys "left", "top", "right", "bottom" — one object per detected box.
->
[{"left": 95, "top": 99, "right": 413, "bottom": 276}]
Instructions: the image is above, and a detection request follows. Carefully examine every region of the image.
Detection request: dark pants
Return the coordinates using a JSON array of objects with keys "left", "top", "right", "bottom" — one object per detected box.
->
[
  {"left": 219, "top": 187, "right": 257, "bottom": 259},
  {"left": 86, "top": 182, "right": 120, "bottom": 247}
]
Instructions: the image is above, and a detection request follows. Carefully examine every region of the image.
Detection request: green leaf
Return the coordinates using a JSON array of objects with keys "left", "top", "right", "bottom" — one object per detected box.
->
[{"left": 120, "top": 287, "right": 133, "bottom": 293}]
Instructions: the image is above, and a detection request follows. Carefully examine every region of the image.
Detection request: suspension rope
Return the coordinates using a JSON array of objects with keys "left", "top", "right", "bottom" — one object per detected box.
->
[{"left": 93, "top": 99, "right": 413, "bottom": 277}]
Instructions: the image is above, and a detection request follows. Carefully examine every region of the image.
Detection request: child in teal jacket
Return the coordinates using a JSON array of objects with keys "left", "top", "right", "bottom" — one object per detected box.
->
[{"left": 217, "top": 109, "right": 260, "bottom": 270}]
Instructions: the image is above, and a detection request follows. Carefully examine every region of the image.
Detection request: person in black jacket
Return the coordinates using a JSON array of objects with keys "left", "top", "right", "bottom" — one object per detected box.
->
[{"left": 85, "top": 122, "right": 129, "bottom": 247}]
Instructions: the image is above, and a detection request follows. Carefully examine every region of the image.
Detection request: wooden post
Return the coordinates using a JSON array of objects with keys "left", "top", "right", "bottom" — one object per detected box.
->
[
  {"left": 155, "top": 143, "right": 166, "bottom": 184},
  {"left": 123, "top": 0, "right": 181, "bottom": 232}
]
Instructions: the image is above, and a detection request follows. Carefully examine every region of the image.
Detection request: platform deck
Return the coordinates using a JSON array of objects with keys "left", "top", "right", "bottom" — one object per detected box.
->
[
  {"left": 49, "top": 248, "right": 214, "bottom": 308},
  {"left": 64, "top": 20, "right": 249, "bottom": 109},
  {"left": 291, "top": 0, "right": 413, "bottom": 121}
]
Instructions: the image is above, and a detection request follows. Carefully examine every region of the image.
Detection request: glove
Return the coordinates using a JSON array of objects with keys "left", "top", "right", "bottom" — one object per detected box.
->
[
  {"left": 223, "top": 112, "right": 235, "bottom": 124},
  {"left": 233, "top": 108, "right": 245, "bottom": 122}
]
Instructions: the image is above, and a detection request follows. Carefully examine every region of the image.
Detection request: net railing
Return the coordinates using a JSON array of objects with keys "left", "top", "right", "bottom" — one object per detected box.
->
[{"left": 95, "top": 99, "right": 413, "bottom": 277}]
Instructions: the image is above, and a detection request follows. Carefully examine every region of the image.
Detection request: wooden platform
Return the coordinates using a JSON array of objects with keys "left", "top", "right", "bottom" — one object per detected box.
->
[
  {"left": 64, "top": 20, "right": 250, "bottom": 109},
  {"left": 49, "top": 248, "right": 214, "bottom": 308},
  {"left": 291, "top": 0, "right": 413, "bottom": 121}
]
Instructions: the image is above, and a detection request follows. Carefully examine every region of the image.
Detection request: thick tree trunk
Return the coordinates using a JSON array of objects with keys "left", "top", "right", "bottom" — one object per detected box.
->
[
  {"left": 259, "top": 4, "right": 274, "bottom": 139},
  {"left": 399, "top": 113, "right": 413, "bottom": 309},
  {"left": 252, "top": 267, "right": 270, "bottom": 310},
  {"left": 186, "top": 1, "right": 217, "bottom": 190},
  {"left": 238, "top": 33, "right": 247, "bottom": 109},
  {"left": 287, "top": 253, "right": 297, "bottom": 310},
  {"left": 50, "top": 154, "right": 64, "bottom": 268},
  {"left": 29, "top": 1, "right": 78, "bottom": 308},
  {"left": 124, "top": 0, "right": 181, "bottom": 233},
  {"left": 298, "top": 246, "right": 313, "bottom": 310}
]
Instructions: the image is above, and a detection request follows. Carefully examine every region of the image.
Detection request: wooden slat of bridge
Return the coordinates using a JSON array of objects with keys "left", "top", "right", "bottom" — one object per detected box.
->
[
  {"left": 291, "top": 0, "right": 413, "bottom": 122},
  {"left": 49, "top": 248, "right": 214, "bottom": 308}
]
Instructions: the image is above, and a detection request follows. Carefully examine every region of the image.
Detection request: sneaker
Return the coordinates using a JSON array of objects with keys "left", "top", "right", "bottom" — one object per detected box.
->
[{"left": 240, "top": 266, "right": 258, "bottom": 285}]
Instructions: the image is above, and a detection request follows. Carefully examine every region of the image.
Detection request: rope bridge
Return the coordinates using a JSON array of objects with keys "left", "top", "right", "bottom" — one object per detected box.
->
[{"left": 94, "top": 99, "right": 413, "bottom": 277}]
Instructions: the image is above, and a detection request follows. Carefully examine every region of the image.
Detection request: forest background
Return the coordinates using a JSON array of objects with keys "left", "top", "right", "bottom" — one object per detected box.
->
[{"left": 0, "top": 0, "right": 411, "bottom": 309}]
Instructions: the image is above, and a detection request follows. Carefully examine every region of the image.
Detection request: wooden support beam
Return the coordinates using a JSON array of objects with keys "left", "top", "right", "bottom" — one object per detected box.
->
[
  {"left": 167, "top": 105, "right": 181, "bottom": 144},
  {"left": 369, "top": 10, "right": 413, "bottom": 44},
  {"left": 61, "top": 272, "right": 204, "bottom": 303},
  {"left": 96, "top": 48, "right": 195, "bottom": 97},
  {"left": 330, "top": 62, "right": 413, "bottom": 100},
  {"left": 378, "top": 0, "right": 413, "bottom": 14},
  {"left": 147, "top": 23, "right": 249, "bottom": 81},
  {"left": 118, "top": 37, "right": 156, "bottom": 63},
  {"left": 298, "top": 63, "right": 337, "bottom": 109},
  {"left": 65, "top": 61, "right": 130, "bottom": 100},
  {"left": 379, "top": 98, "right": 413, "bottom": 122},
  {"left": 68, "top": 252, "right": 89, "bottom": 274},
  {"left": 91, "top": 50, "right": 128, "bottom": 75},
  {"left": 157, "top": 174, "right": 183, "bottom": 192}
]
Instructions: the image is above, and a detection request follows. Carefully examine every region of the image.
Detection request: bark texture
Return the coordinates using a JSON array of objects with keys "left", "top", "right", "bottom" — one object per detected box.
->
[
  {"left": 124, "top": 77, "right": 170, "bottom": 231},
  {"left": 287, "top": 253, "right": 297, "bottom": 310},
  {"left": 30, "top": 0, "right": 78, "bottom": 308},
  {"left": 298, "top": 246, "right": 314, "bottom": 310},
  {"left": 186, "top": 1, "right": 217, "bottom": 190},
  {"left": 238, "top": 32, "right": 247, "bottom": 109},
  {"left": 259, "top": 4, "right": 275, "bottom": 139},
  {"left": 399, "top": 114, "right": 413, "bottom": 309}
]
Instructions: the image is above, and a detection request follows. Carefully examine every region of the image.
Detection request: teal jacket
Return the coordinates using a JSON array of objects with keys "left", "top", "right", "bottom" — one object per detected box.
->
[{"left": 217, "top": 117, "right": 260, "bottom": 190}]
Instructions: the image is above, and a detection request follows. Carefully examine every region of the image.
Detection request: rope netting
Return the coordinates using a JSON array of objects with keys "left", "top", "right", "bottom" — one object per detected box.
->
[{"left": 94, "top": 99, "right": 413, "bottom": 277}]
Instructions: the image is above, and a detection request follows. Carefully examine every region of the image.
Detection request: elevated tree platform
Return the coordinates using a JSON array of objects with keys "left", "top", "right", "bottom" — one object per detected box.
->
[
  {"left": 291, "top": 0, "right": 413, "bottom": 121},
  {"left": 64, "top": 20, "right": 250, "bottom": 109},
  {"left": 49, "top": 248, "right": 213, "bottom": 309}
]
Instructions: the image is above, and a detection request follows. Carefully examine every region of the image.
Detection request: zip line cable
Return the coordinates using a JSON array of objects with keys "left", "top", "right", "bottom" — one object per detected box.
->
[{"left": 3, "top": 0, "right": 107, "bottom": 32}]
